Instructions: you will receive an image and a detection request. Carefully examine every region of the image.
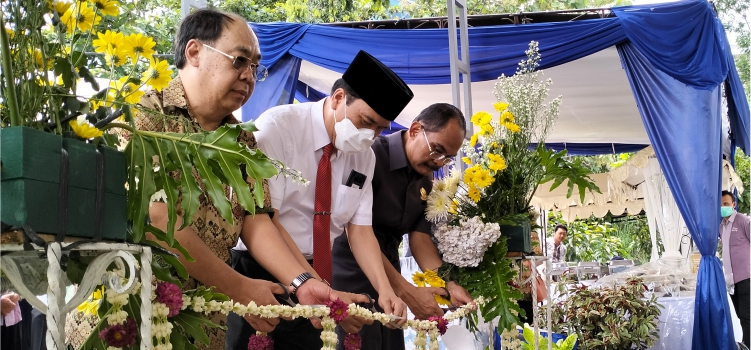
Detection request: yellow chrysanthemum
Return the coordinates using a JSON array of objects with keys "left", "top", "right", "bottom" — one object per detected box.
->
[
  {"left": 491, "top": 141, "right": 499, "bottom": 149},
  {"left": 110, "top": 77, "right": 144, "bottom": 104},
  {"left": 504, "top": 122, "right": 521, "bottom": 133},
  {"left": 471, "top": 111, "right": 492, "bottom": 127},
  {"left": 142, "top": 58, "right": 172, "bottom": 92},
  {"left": 92, "top": 30, "right": 124, "bottom": 53},
  {"left": 61, "top": 3, "right": 101, "bottom": 34},
  {"left": 462, "top": 156, "right": 472, "bottom": 165},
  {"left": 122, "top": 33, "right": 156, "bottom": 62},
  {"left": 469, "top": 133, "right": 479, "bottom": 147},
  {"left": 412, "top": 271, "right": 427, "bottom": 287},
  {"left": 487, "top": 153, "right": 507, "bottom": 172},
  {"left": 472, "top": 167, "right": 495, "bottom": 188},
  {"left": 76, "top": 286, "right": 104, "bottom": 315},
  {"left": 493, "top": 101, "right": 509, "bottom": 112},
  {"left": 480, "top": 123, "right": 494, "bottom": 136},
  {"left": 52, "top": 0, "right": 72, "bottom": 15},
  {"left": 4, "top": 28, "right": 14, "bottom": 40},
  {"left": 463, "top": 165, "right": 480, "bottom": 185},
  {"left": 90, "top": 0, "right": 119, "bottom": 16},
  {"left": 435, "top": 295, "right": 451, "bottom": 306},
  {"left": 424, "top": 270, "right": 446, "bottom": 288},
  {"left": 500, "top": 110, "right": 514, "bottom": 124},
  {"left": 69, "top": 117, "right": 103, "bottom": 139},
  {"left": 467, "top": 184, "right": 481, "bottom": 203},
  {"left": 104, "top": 45, "right": 127, "bottom": 67},
  {"left": 30, "top": 49, "right": 53, "bottom": 70}
]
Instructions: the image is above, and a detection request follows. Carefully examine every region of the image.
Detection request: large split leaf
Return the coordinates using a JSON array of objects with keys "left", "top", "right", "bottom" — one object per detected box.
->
[
  {"left": 124, "top": 122, "right": 280, "bottom": 244},
  {"left": 458, "top": 237, "right": 524, "bottom": 331}
]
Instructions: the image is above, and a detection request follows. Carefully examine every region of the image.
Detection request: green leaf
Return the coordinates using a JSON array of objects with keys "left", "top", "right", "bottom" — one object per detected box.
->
[
  {"left": 144, "top": 227, "right": 194, "bottom": 262},
  {"left": 171, "top": 310, "right": 223, "bottom": 345},
  {"left": 168, "top": 138, "right": 201, "bottom": 230},
  {"left": 78, "top": 66, "right": 99, "bottom": 91},
  {"left": 153, "top": 138, "right": 180, "bottom": 242},
  {"left": 170, "top": 331, "right": 199, "bottom": 350}
]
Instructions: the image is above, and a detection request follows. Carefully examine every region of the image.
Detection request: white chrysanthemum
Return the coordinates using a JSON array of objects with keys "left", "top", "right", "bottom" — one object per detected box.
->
[{"left": 425, "top": 190, "right": 451, "bottom": 223}]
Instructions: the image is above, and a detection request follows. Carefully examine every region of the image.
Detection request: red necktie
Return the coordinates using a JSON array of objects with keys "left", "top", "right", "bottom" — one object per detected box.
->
[{"left": 313, "top": 143, "right": 336, "bottom": 283}]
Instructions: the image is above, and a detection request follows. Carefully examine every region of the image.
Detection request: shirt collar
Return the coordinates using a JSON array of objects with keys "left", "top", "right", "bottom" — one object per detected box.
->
[
  {"left": 162, "top": 76, "right": 239, "bottom": 126},
  {"left": 727, "top": 211, "right": 738, "bottom": 224},
  {"left": 386, "top": 130, "right": 409, "bottom": 171},
  {"left": 312, "top": 98, "right": 333, "bottom": 152}
]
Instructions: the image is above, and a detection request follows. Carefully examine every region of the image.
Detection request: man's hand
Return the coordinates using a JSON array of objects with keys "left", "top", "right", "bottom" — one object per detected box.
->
[
  {"left": 230, "top": 278, "right": 286, "bottom": 333},
  {"left": 377, "top": 291, "right": 407, "bottom": 328},
  {"left": 1, "top": 293, "right": 19, "bottom": 317},
  {"left": 295, "top": 281, "right": 374, "bottom": 332},
  {"left": 400, "top": 284, "right": 445, "bottom": 320},
  {"left": 446, "top": 281, "right": 473, "bottom": 306}
]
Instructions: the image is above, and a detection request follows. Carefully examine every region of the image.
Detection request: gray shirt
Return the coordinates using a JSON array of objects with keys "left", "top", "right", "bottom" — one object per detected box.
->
[{"left": 720, "top": 211, "right": 751, "bottom": 283}]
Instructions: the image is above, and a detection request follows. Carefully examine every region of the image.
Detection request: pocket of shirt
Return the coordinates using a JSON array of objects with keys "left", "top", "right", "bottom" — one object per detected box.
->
[{"left": 332, "top": 184, "right": 362, "bottom": 230}]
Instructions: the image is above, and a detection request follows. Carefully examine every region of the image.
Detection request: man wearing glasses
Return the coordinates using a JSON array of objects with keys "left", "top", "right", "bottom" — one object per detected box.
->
[
  {"left": 134, "top": 9, "right": 368, "bottom": 350},
  {"left": 331, "top": 103, "right": 475, "bottom": 350}
]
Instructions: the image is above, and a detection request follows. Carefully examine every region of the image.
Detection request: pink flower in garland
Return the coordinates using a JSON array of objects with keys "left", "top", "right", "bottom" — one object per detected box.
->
[
  {"left": 248, "top": 332, "right": 274, "bottom": 350},
  {"left": 343, "top": 333, "right": 362, "bottom": 350},
  {"left": 155, "top": 281, "right": 183, "bottom": 317},
  {"left": 428, "top": 316, "right": 449, "bottom": 336},
  {"left": 99, "top": 317, "right": 137, "bottom": 348},
  {"left": 324, "top": 298, "right": 348, "bottom": 323}
]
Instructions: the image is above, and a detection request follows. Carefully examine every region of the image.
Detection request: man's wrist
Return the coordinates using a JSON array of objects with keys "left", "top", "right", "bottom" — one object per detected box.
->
[{"left": 290, "top": 272, "right": 315, "bottom": 294}]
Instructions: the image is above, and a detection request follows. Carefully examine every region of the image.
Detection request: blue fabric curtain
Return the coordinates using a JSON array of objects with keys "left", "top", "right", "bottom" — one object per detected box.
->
[
  {"left": 241, "top": 1, "right": 748, "bottom": 156},
  {"left": 243, "top": 53, "right": 301, "bottom": 121},
  {"left": 618, "top": 42, "right": 735, "bottom": 350}
]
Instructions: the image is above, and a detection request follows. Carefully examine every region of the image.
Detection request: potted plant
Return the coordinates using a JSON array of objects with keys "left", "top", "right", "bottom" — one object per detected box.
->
[
  {"left": 424, "top": 41, "right": 600, "bottom": 333},
  {"left": 539, "top": 277, "right": 662, "bottom": 350},
  {"left": 1, "top": 1, "right": 295, "bottom": 347}
]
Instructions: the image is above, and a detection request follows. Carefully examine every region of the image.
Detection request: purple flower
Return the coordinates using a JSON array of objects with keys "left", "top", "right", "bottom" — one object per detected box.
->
[
  {"left": 155, "top": 282, "right": 183, "bottom": 317},
  {"left": 343, "top": 333, "right": 362, "bottom": 350},
  {"left": 324, "top": 298, "right": 348, "bottom": 323},
  {"left": 98, "top": 317, "right": 137, "bottom": 348},
  {"left": 428, "top": 316, "right": 448, "bottom": 336},
  {"left": 248, "top": 332, "right": 274, "bottom": 350}
]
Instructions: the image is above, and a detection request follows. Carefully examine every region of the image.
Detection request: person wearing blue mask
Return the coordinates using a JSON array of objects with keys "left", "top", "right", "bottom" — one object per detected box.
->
[{"left": 720, "top": 190, "right": 750, "bottom": 347}]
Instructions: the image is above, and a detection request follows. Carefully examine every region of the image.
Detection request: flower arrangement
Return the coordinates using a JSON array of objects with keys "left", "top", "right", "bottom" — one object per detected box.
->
[{"left": 422, "top": 41, "right": 600, "bottom": 333}]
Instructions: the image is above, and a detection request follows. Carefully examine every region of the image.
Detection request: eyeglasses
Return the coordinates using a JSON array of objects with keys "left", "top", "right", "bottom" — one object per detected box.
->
[
  {"left": 204, "top": 44, "right": 268, "bottom": 82},
  {"left": 421, "top": 126, "right": 455, "bottom": 166}
]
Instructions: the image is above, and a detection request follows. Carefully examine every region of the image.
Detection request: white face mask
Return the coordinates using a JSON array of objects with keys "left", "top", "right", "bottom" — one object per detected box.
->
[{"left": 332, "top": 96, "right": 375, "bottom": 154}]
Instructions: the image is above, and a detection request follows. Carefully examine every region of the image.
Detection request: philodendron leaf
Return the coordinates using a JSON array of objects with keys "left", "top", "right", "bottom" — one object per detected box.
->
[
  {"left": 172, "top": 310, "right": 224, "bottom": 345},
  {"left": 168, "top": 138, "right": 201, "bottom": 231},
  {"left": 153, "top": 138, "right": 180, "bottom": 243},
  {"left": 125, "top": 133, "right": 158, "bottom": 242}
]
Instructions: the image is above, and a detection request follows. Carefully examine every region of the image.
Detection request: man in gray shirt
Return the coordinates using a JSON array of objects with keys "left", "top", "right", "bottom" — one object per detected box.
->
[
  {"left": 331, "top": 103, "right": 473, "bottom": 350},
  {"left": 720, "top": 190, "right": 749, "bottom": 347}
]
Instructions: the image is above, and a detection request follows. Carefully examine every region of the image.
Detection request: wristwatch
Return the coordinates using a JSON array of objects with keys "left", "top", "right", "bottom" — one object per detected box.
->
[{"left": 290, "top": 272, "right": 315, "bottom": 294}]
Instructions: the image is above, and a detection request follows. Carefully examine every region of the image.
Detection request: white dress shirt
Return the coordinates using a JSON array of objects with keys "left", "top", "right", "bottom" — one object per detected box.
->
[{"left": 235, "top": 99, "right": 375, "bottom": 256}]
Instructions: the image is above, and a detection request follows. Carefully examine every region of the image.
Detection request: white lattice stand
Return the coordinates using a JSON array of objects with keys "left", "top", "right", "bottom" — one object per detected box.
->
[{"left": 1, "top": 234, "right": 153, "bottom": 350}]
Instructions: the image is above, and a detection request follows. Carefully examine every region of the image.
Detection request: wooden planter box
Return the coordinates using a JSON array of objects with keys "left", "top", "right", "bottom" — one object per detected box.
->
[
  {"left": 500, "top": 221, "right": 532, "bottom": 254},
  {"left": 1, "top": 126, "right": 127, "bottom": 240}
]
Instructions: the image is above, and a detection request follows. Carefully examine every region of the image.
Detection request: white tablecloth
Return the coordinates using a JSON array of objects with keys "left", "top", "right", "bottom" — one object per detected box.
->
[{"left": 647, "top": 295, "right": 743, "bottom": 350}]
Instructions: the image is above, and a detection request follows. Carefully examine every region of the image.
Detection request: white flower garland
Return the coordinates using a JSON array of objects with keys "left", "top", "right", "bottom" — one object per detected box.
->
[{"left": 96, "top": 270, "right": 485, "bottom": 350}]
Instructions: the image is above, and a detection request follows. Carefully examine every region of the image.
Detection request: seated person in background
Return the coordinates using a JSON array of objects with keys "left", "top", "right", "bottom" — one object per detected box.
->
[{"left": 546, "top": 224, "right": 568, "bottom": 263}]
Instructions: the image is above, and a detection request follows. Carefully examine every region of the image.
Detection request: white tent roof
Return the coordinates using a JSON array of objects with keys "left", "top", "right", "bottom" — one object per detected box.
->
[{"left": 299, "top": 46, "right": 649, "bottom": 145}]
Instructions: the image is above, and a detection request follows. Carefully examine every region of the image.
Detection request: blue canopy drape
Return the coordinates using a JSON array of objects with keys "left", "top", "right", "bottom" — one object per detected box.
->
[
  {"left": 242, "top": 2, "right": 749, "bottom": 347},
  {"left": 242, "top": 0, "right": 748, "bottom": 158}
]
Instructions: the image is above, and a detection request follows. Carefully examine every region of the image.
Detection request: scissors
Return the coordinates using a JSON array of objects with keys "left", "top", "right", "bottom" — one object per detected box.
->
[
  {"left": 439, "top": 287, "right": 460, "bottom": 312},
  {"left": 272, "top": 282, "right": 328, "bottom": 321},
  {"left": 359, "top": 293, "right": 404, "bottom": 327}
]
